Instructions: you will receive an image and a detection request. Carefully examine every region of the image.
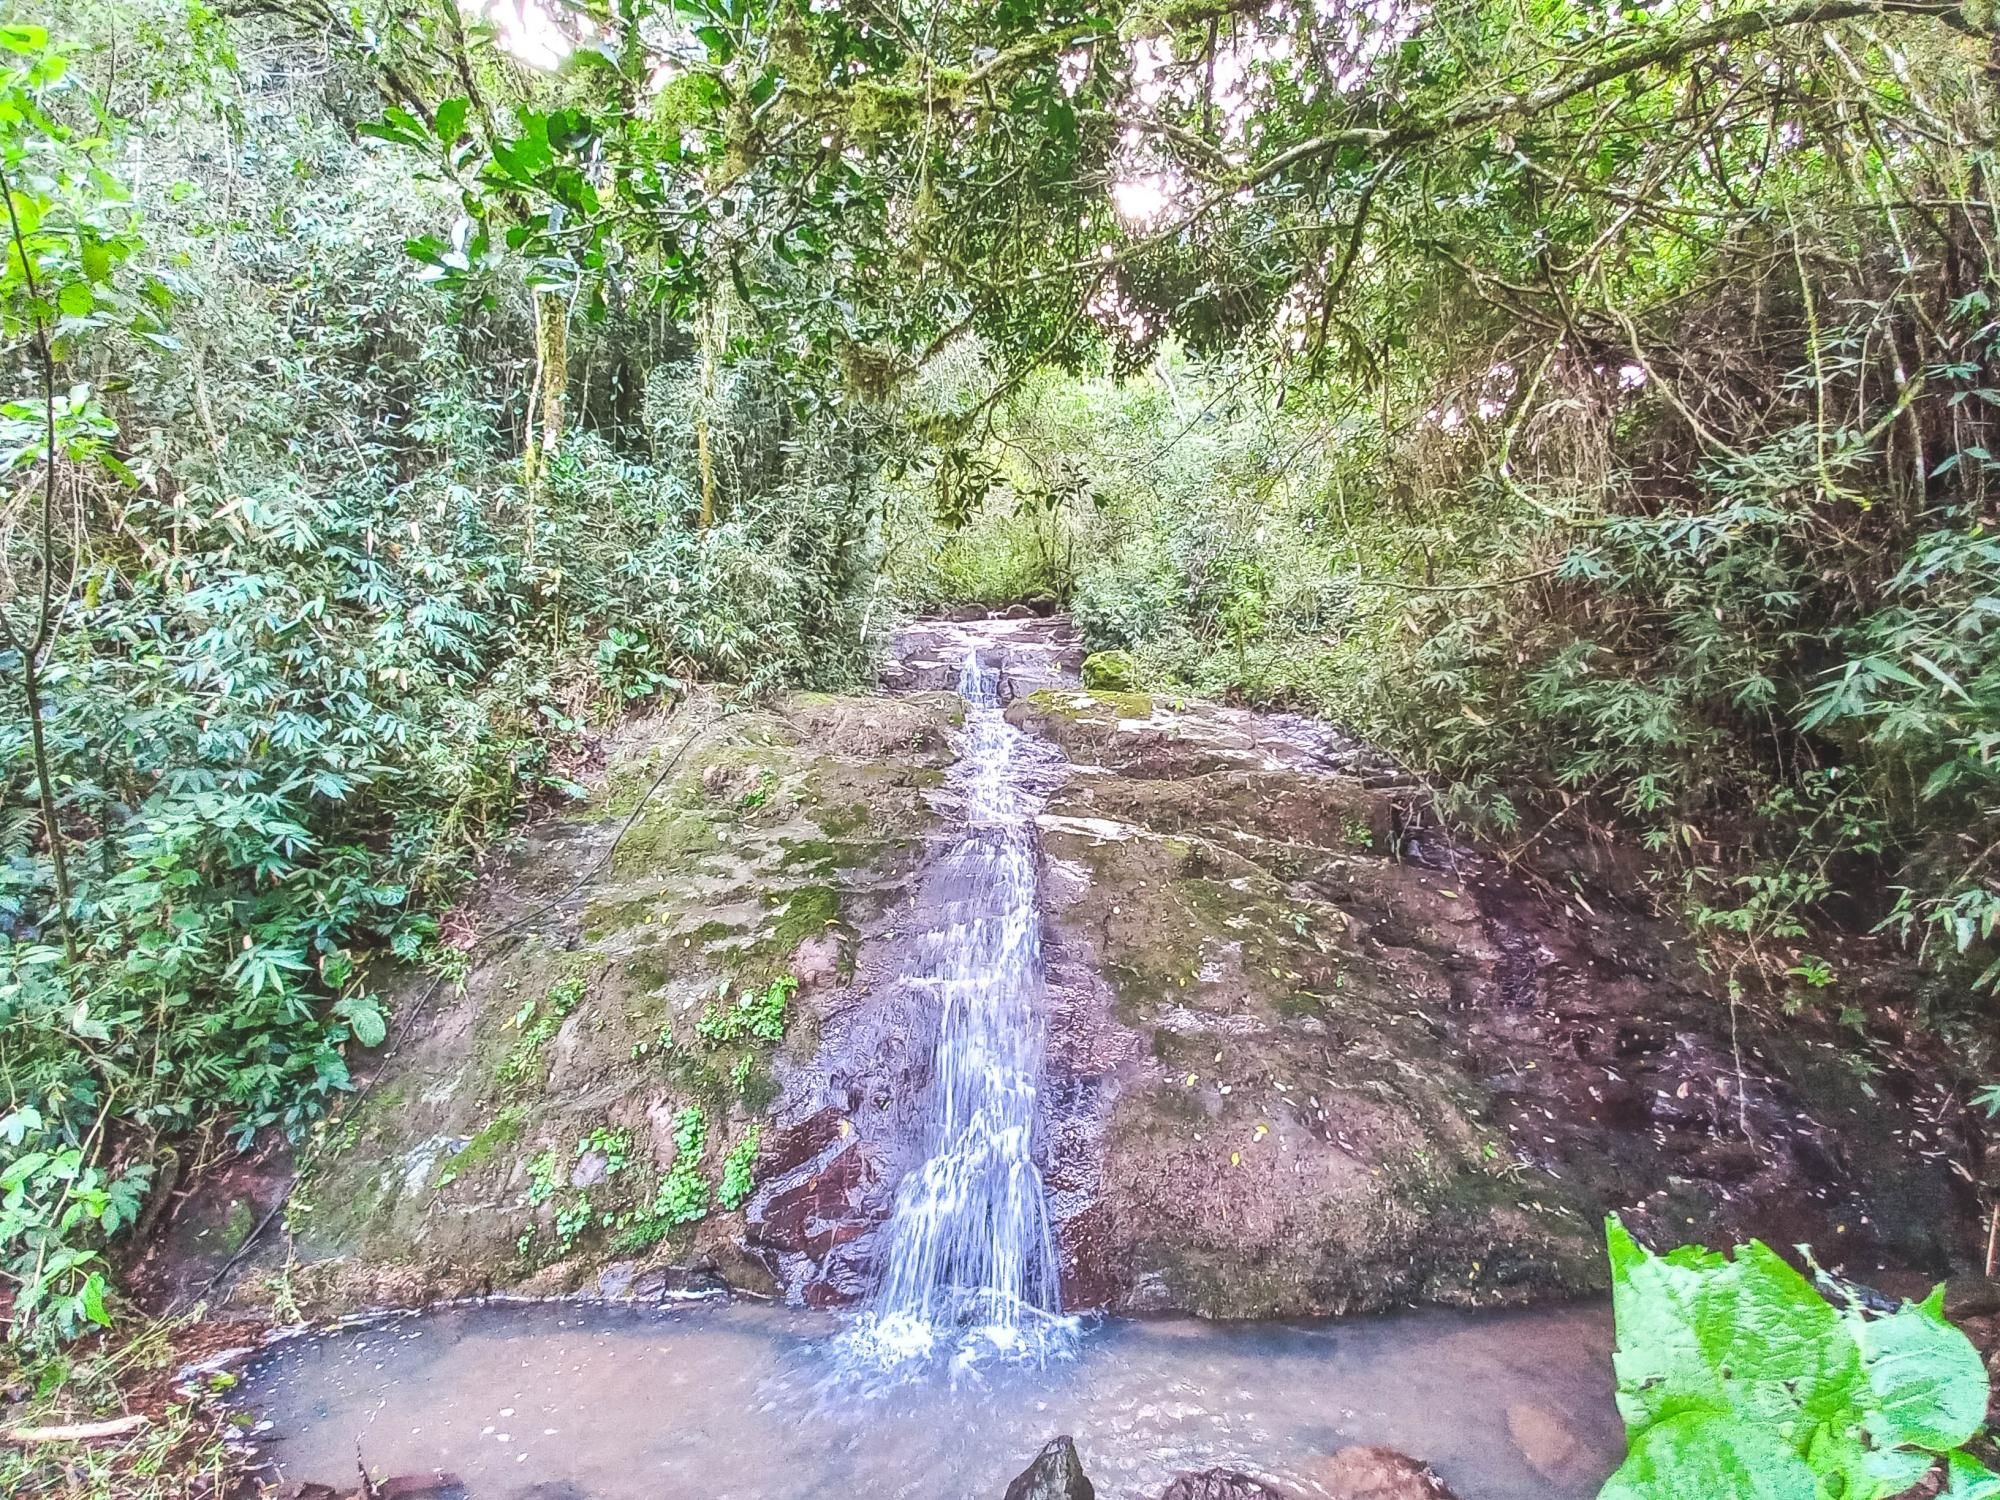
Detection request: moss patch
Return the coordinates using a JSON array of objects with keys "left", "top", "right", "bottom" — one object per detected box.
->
[{"left": 434, "top": 1107, "right": 527, "bottom": 1189}]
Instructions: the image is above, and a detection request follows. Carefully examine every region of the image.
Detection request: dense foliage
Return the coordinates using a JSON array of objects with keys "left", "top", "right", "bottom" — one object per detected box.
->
[{"left": 864, "top": 0, "right": 2000, "bottom": 1027}]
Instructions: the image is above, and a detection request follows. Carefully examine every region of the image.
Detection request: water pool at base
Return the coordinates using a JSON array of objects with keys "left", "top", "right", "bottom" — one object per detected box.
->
[{"left": 241, "top": 1299, "right": 1623, "bottom": 1499}]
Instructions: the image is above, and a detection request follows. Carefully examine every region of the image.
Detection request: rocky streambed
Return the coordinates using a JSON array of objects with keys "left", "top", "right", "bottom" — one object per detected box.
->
[{"left": 153, "top": 611, "right": 1980, "bottom": 1496}]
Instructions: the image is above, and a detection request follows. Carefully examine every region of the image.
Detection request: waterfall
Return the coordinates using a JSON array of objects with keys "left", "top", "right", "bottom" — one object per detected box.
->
[{"left": 843, "top": 648, "right": 1073, "bottom": 1378}]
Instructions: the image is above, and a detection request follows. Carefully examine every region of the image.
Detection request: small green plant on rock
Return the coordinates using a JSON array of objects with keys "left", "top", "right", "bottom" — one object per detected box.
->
[
  {"left": 524, "top": 1149, "right": 560, "bottom": 1207},
  {"left": 622, "top": 1106, "right": 712, "bottom": 1243},
  {"left": 696, "top": 975, "right": 796, "bottom": 1046},
  {"left": 735, "top": 768, "right": 778, "bottom": 811},
  {"left": 578, "top": 1126, "right": 631, "bottom": 1177},
  {"left": 1600, "top": 1216, "right": 1994, "bottom": 1499},
  {"left": 499, "top": 972, "right": 589, "bottom": 1085},
  {"left": 719, "top": 1125, "right": 762, "bottom": 1210},
  {"left": 554, "top": 1194, "right": 594, "bottom": 1252}
]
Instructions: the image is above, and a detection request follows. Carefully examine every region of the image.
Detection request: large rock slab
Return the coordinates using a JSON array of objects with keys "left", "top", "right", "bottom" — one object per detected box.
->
[
  {"left": 175, "top": 626, "right": 1968, "bottom": 1324},
  {"left": 1009, "top": 686, "right": 1963, "bottom": 1317}
]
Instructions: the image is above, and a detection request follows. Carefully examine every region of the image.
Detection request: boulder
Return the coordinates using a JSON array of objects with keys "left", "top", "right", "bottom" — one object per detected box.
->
[
  {"left": 789, "top": 931, "right": 843, "bottom": 990},
  {"left": 1313, "top": 1447, "right": 1458, "bottom": 1499},
  {"left": 192, "top": 691, "right": 955, "bottom": 1319},
  {"left": 1156, "top": 1471, "right": 1291, "bottom": 1500},
  {"left": 1080, "top": 649, "right": 1139, "bottom": 691},
  {"left": 1003, "top": 1436, "right": 1095, "bottom": 1500},
  {"left": 1004, "top": 681, "right": 1962, "bottom": 1318}
]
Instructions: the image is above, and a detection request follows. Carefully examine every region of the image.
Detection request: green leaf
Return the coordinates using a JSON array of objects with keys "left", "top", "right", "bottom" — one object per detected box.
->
[
  {"left": 1855, "top": 1288, "right": 1988, "bottom": 1452},
  {"left": 1608, "top": 1218, "right": 1858, "bottom": 1439},
  {"left": 1598, "top": 1410, "right": 1819, "bottom": 1500},
  {"left": 1, "top": 1149, "right": 50, "bottom": 1190},
  {"left": 78, "top": 1272, "right": 111, "bottom": 1328},
  {"left": 1605, "top": 1217, "right": 1994, "bottom": 1500},
  {"left": 57, "top": 282, "right": 93, "bottom": 316},
  {"left": 337, "top": 994, "right": 387, "bottom": 1048},
  {"left": 434, "top": 96, "right": 469, "bottom": 146},
  {"left": 1944, "top": 1452, "right": 2000, "bottom": 1499}
]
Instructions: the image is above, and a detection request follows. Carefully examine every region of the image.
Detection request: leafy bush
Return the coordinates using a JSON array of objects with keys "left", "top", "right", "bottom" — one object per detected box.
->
[{"left": 1603, "top": 1217, "right": 1994, "bottom": 1499}]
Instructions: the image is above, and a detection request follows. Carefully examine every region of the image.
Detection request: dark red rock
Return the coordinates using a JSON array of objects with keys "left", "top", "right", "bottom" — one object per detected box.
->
[
  {"left": 754, "top": 1141, "right": 873, "bottom": 1259},
  {"left": 761, "top": 1106, "right": 847, "bottom": 1171}
]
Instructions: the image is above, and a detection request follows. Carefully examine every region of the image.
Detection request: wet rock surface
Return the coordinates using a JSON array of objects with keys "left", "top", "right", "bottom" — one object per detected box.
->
[
  {"left": 879, "top": 613, "right": 1083, "bottom": 698},
  {"left": 1313, "top": 1447, "right": 1462, "bottom": 1498},
  {"left": 995, "top": 1439, "right": 1462, "bottom": 1500},
  {"left": 1153, "top": 1471, "right": 1293, "bottom": 1500},
  {"left": 1004, "top": 1436, "right": 1098, "bottom": 1500},
  {"left": 1005, "top": 666, "right": 1968, "bottom": 1315},
  {"left": 158, "top": 689, "right": 960, "bottom": 1316},
  {"left": 157, "top": 611, "right": 1970, "bottom": 1324}
]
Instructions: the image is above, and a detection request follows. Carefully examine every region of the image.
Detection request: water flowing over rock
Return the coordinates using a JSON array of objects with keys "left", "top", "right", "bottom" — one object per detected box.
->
[
  {"left": 155, "top": 612, "right": 1970, "bottom": 1330},
  {"left": 843, "top": 648, "right": 1073, "bottom": 1373}
]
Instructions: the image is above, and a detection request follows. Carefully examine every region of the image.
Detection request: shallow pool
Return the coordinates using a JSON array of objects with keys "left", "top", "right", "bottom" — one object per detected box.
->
[{"left": 241, "top": 1298, "right": 1623, "bottom": 1499}]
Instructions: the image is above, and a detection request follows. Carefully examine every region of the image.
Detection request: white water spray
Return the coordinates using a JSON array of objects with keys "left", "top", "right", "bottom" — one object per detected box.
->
[{"left": 843, "top": 649, "right": 1073, "bottom": 1378}]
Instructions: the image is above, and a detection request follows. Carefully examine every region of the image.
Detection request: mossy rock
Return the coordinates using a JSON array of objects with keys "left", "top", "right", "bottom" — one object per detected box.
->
[{"left": 221, "top": 691, "right": 951, "bottom": 1317}]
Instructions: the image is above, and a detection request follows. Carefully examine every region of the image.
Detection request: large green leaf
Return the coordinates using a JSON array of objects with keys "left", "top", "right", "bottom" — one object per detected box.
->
[
  {"left": 1608, "top": 1218, "right": 1861, "bottom": 1437},
  {"left": 1857, "top": 1288, "right": 1989, "bottom": 1452},
  {"left": 1943, "top": 1452, "right": 2000, "bottom": 1499},
  {"left": 1599, "top": 1412, "right": 1819, "bottom": 1500}
]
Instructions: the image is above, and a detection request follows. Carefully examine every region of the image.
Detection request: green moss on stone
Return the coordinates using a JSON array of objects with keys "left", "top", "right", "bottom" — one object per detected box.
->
[
  {"left": 435, "top": 1107, "right": 527, "bottom": 1188},
  {"left": 1082, "top": 649, "right": 1140, "bottom": 691},
  {"left": 220, "top": 1198, "right": 257, "bottom": 1252},
  {"left": 769, "top": 883, "right": 841, "bottom": 950}
]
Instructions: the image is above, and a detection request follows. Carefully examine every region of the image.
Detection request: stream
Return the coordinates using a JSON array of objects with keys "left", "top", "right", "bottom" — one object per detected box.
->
[
  {"left": 241, "top": 1298, "right": 1620, "bottom": 1498},
  {"left": 841, "top": 649, "right": 1073, "bottom": 1376},
  {"left": 236, "top": 620, "right": 1631, "bottom": 1497}
]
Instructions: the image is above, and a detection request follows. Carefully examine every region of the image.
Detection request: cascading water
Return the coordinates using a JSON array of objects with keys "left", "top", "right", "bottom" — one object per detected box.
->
[{"left": 843, "top": 648, "right": 1074, "bottom": 1379}]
